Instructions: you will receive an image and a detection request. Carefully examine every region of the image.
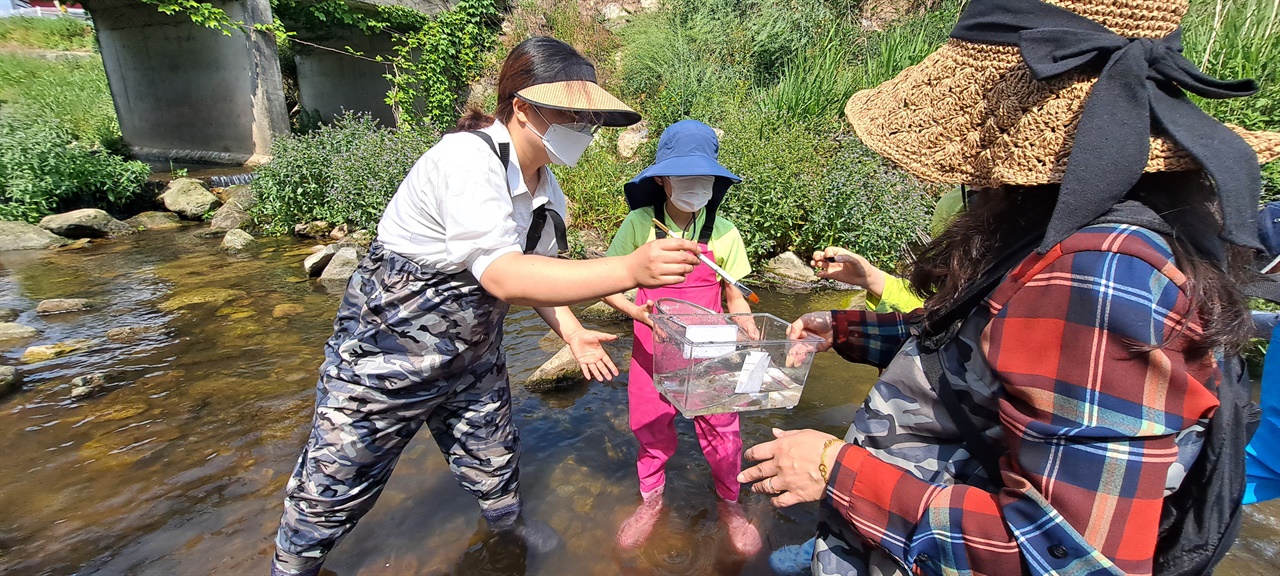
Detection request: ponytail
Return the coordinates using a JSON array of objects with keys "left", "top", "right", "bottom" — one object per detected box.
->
[{"left": 455, "top": 106, "right": 497, "bottom": 132}]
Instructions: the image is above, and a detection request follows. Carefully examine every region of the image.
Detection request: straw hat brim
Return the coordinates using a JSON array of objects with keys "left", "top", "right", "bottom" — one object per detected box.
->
[
  {"left": 845, "top": 39, "right": 1280, "bottom": 188},
  {"left": 517, "top": 80, "right": 641, "bottom": 128}
]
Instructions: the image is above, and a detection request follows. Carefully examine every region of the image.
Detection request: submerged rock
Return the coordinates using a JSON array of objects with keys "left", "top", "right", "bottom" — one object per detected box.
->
[
  {"left": 160, "top": 178, "right": 222, "bottom": 220},
  {"left": 158, "top": 288, "right": 248, "bottom": 312},
  {"left": 36, "top": 298, "right": 90, "bottom": 315},
  {"left": 0, "top": 308, "right": 19, "bottom": 323},
  {"left": 766, "top": 251, "right": 819, "bottom": 283},
  {"left": 272, "top": 303, "right": 305, "bottom": 318},
  {"left": 525, "top": 345, "right": 586, "bottom": 391},
  {"left": 303, "top": 244, "right": 339, "bottom": 276},
  {"left": 69, "top": 373, "right": 108, "bottom": 399},
  {"left": 208, "top": 185, "right": 256, "bottom": 232},
  {"left": 0, "top": 221, "right": 69, "bottom": 250},
  {"left": 38, "top": 208, "right": 133, "bottom": 239},
  {"left": 294, "top": 221, "right": 332, "bottom": 238},
  {"left": 105, "top": 325, "right": 167, "bottom": 343},
  {"left": 0, "top": 322, "right": 39, "bottom": 341},
  {"left": 0, "top": 365, "right": 20, "bottom": 396},
  {"left": 220, "top": 229, "right": 257, "bottom": 253},
  {"left": 21, "top": 339, "right": 95, "bottom": 363},
  {"left": 125, "top": 211, "right": 185, "bottom": 230},
  {"left": 54, "top": 238, "right": 93, "bottom": 251},
  {"left": 319, "top": 246, "right": 361, "bottom": 284}
]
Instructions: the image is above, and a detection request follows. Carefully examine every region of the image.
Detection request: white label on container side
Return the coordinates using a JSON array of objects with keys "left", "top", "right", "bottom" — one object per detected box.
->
[
  {"left": 736, "top": 351, "right": 771, "bottom": 393},
  {"left": 682, "top": 324, "right": 739, "bottom": 359}
]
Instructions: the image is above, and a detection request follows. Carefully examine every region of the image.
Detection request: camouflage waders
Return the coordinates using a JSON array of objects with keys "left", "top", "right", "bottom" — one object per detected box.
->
[{"left": 273, "top": 242, "right": 520, "bottom": 574}]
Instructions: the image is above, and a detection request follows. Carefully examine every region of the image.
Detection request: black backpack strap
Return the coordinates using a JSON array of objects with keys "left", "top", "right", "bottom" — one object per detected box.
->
[
  {"left": 919, "top": 351, "right": 1006, "bottom": 488},
  {"left": 526, "top": 204, "right": 568, "bottom": 255},
  {"left": 467, "top": 130, "right": 509, "bottom": 176},
  {"left": 653, "top": 201, "right": 717, "bottom": 243}
]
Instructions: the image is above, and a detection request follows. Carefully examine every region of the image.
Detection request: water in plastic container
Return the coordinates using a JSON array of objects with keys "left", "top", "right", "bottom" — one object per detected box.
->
[{"left": 650, "top": 298, "right": 824, "bottom": 417}]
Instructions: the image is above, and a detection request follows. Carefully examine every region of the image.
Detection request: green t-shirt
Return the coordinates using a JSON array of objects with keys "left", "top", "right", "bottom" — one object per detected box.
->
[{"left": 605, "top": 206, "right": 752, "bottom": 281}]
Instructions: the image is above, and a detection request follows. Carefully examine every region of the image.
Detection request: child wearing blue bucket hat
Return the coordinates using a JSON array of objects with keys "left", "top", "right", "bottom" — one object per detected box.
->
[{"left": 600, "top": 120, "right": 762, "bottom": 556}]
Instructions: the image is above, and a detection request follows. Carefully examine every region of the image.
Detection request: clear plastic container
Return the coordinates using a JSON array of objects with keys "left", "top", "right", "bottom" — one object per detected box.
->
[{"left": 649, "top": 298, "right": 825, "bottom": 417}]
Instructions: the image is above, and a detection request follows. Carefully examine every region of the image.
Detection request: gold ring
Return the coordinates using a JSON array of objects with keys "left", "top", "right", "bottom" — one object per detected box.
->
[{"left": 766, "top": 478, "right": 776, "bottom": 493}]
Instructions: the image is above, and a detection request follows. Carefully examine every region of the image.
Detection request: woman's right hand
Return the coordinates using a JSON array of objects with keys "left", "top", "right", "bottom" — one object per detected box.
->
[
  {"left": 786, "top": 311, "right": 833, "bottom": 367},
  {"left": 812, "top": 247, "right": 886, "bottom": 296},
  {"left": 628, "top": 238, "right": 700, "bottom": 287}
]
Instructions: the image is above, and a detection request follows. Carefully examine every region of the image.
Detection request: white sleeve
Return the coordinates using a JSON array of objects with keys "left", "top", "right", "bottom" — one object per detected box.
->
[{"left": 436, "top": 156, "right": 523, "bottom": 280}]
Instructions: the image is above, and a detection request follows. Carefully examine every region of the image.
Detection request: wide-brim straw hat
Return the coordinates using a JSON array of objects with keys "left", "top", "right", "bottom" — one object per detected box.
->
[
  {"left": 517, "top": 81, "right": 641, "bottom": 128},
  {"left": 844, "top": 0, "right": 1280, "bottom": 189}
]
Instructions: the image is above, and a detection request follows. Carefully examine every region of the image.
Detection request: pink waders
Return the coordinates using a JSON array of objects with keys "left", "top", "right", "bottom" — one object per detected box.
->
[{"left": 629, "top": 244, "right": 742, "bottom": 501}]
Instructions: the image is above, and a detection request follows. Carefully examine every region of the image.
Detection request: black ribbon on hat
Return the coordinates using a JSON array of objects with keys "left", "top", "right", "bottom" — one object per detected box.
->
[{"left": 950, "top": 0, "right": 1263, "bottom": 262}]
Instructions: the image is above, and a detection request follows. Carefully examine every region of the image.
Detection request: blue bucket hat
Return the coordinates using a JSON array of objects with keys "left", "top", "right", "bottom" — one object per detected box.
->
[{"left": 623, "top": 120, "right": 740, "bottom": 210}]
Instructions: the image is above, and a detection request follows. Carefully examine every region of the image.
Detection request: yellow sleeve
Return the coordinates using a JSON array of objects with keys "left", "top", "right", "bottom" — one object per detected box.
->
[
  {"left": 712, "top": 221, "right": 752, "bottom": 280},
  {"left": 606, "top": 209, "right": 651, "bottom": 257},
  {"left": 866, "top": 275, "right": 925, "bottom": 313}
]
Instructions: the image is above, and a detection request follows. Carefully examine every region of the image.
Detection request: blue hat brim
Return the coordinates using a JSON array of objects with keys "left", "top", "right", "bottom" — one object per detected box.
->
[{"left": 624, "top": 155, "right": 740, "bottom": 210}]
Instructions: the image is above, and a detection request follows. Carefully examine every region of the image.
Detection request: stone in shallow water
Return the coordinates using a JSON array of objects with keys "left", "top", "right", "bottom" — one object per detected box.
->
[
  {"left": 0, "top": 365, "right": 20, "bottom": 396},
  {"left": 105, "top": 325, "right": 166, "bottom": 343},
  {"left": 272, "top": 304, "right": 305, "bottom": 318},
  {"left": 303, "top": 244, "right": 339, "bottom": 277},
  {"left": 39, "top": 208, "right": 133, "bottom": 239},
  {"left": 319, "top": 247, "right": 361, "bottom": 284},
  {"left": 69, "top": 373, "right": 109, "bottom": 399},
  {"left": 220, "top": 229, "right": 257, "bottom": 253},
  {"left": 0, "top": 322, "right": 38, "bottom": 341},
  {"left": 93, "top": 403, "right": 147, "bottom": 422},
  {"left": 215, "top": 306, "right": 257, "bottom": 319},
  {"left": 524, "top": 345, "right": 587, "bottom": 391},
  {"left": 125, "top": 211, "right": 184, "bottom": 230},
  {"left": 160, "top": 178, "right": 221, "bottom": 220},
  {"left": 0, "top": 220, "right": 69, "bottom": 250},
  {"left": 21, "top": 339, "right": 95, "bottom": 363},
  {"left": 0, "top": 308, "right": 19, "bottom": 322},
  {"left": 158, "top": 288, "right": 248, "bottom": 312},
  {"left": 36, "top": 298, "right": 90, "bottom": 315}
]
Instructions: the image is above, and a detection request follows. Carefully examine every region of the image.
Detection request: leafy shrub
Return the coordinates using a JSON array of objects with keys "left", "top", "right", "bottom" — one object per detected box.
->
[
  {"left": 250, "top": 113, "right": 439, "bottom": 233},
  {"left": 851, "top": 2, "right": 960, "bottom": 90},
  {"left": 0, "top": 111, "right": 149, "bottom": 222},
  {"left": 759, "top": 30, "right": 861, "bottom": 124},
  {"left": 0, "top": 16, "right": 95, "bottom": 52}
]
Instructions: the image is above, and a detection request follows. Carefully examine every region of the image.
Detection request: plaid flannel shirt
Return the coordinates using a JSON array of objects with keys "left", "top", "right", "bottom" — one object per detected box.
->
[{"left": 823, "top": 224, "right": 1221, "bottom": 576}]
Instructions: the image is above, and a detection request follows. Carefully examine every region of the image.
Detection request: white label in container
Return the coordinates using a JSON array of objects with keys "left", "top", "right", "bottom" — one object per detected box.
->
[
  {"left": 736, "top": 351, "right": 771, "bottom": 394},
  {"left": 682, "top": 324, "right": 738, "bottom": 359}
]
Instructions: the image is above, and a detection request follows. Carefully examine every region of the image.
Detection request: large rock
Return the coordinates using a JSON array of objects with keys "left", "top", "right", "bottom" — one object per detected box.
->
[
  {"left": 36, "top": 298, "right": 91, "bottom": 315},
  {"left": 294, "top": 221, "right": 333, "bottom": 238},
  {"left": 209, "top": 185, "right": 257, "bottom": 232},
  {"left": 125, "top": 211, "right": 185, "bottom": 230},
  {"left": 319, "top": 247, "right": 361, "bottom": 284},
  {"left": 617, "top": 121, "right": 649, "bottom": 159},
  {"left": 159, "top": 178, "right": 222, "bottom": 220},
  {"left": 0, "top": 221, "right": 69, "bottom": 250},
  {"left": 0, "top": 366, "right": 19, "bottom": 396},
  {"left": 21, "top": 339, "right": 95, "bottom": 363},
  {"left": 303, "top": 244, "right": 339, "bottom": 276},
  {"left": 39, "top": 209, "right": 133, "bottom": 239},
  {"left": 524, "top": 345, "right": 586, "bottom": 391},
  {"left": 0, "top": 323, "right": 39, "bottom": 341},
  {"left": 766, "top": 251, "right": 818, "bottom": 283},
  {"left": 220, "top": 229, "right": 257, "bottom": 253}
]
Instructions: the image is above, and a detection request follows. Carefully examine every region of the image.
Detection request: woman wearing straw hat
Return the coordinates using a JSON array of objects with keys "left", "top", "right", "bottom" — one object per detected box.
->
[
  {"left": 270, "top": 37, "right": 701, "bottom": 576},
  {"left": 737, "top": 0, "right": 1280, "bottom": 574}
]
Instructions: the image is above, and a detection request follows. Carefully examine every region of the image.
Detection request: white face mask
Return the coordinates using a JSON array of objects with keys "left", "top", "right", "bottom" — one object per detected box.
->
[
  {"left": 530, "top": 109, "right": 596, "bottom": 167},
  {"left": 667, "top": 176, "right": 715, "bottom": 212}
]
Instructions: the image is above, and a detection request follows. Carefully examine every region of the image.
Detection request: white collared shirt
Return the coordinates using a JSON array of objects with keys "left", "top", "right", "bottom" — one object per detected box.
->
[{"left": 377, "top": 121, "right": 568, "bottom": 280}]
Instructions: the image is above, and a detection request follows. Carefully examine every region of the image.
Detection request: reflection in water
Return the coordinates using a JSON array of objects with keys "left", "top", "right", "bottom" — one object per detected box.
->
[{"left": 0, "top": 229, "right": 1276, "bottom": 575}]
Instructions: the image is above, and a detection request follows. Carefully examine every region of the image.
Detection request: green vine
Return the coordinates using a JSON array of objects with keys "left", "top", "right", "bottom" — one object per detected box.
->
[{"left": 140, "top": 0, "right": 240, "bottom": 35}]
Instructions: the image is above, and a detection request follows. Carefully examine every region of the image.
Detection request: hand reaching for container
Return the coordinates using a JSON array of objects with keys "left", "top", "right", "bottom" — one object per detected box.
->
[
  {"left": 786, "top": 311, "right": 833, "bottom": 367},
  {"left": 629, "top": 238, "right": 701, "bottom": 287},
  {"left": 811, "top": 247, "right": 887, "bottom": 297},
  {"left": 565, "top": 329, "right": 620, "bottom": 382}
]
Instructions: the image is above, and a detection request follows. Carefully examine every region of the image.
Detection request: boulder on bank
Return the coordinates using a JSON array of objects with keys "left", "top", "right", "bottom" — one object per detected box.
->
[
  {"left": 0, "top": 366, "right": 20, "bottom": 397},
  {"left": 0, "top": 221, "right": 69, "bottom": 251},
  {"left": 38, "top": 209, "right": 133, "bottom": 239},
  {"left": 125, "top": 211, "right": 185, "bottom": 230},
  {"left": 0, "top": 323, "right": 39, "bottom": 341},
  {"left": 303, "top": 244, "right": 339, "bottom": 276},
  {"left": 159, "top": 178, "right": 222, "bottom": 220},
  {"left": 294, "top": 221, "right": 333, "bottom": 238},
  {"left": 209, "top": 185, "right": 257, "bottom": 232},
  {"left": 617, "top": 121, "right": 649, "bottom": 159},
  {"left": 220, "top": 229, "right": 257, "bottom": 253},
  {"left": 36, "top": 298, "right": 90, "bottom": 315},
  {"left": 319, "top": 247, "right": 361, "bottom": 288},
  {"left": 765, "top": 251, "right": 819, "bottom": 283},
  {"left": 524, "top": 345, "right": 586, "bottom": 391}
]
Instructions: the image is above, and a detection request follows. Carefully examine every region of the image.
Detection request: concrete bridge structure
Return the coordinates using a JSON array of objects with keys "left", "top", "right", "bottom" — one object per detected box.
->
[{"left": 80, "top": 0, "right": 449, "bottom": 166}]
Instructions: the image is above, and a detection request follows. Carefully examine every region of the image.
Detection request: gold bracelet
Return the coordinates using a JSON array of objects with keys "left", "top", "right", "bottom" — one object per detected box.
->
[{"left": 819, "top": 438, "right": 843, "bottom": 483}]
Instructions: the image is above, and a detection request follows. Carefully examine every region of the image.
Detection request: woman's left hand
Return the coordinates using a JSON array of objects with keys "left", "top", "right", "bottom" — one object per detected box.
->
[
  {"left": 738, "top": 428, "right": 842, "bottom": 507},
  {"left": 565, "top": 329, "right": 620, "bottom": 382}
]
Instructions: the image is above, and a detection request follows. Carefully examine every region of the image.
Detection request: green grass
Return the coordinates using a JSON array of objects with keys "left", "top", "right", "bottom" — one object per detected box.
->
[
  {"left": 0, "top": 16, "right": 95, "bottom": 52},
  {"left": 0, "top": 53, "right": 121, "bottom": 150}
]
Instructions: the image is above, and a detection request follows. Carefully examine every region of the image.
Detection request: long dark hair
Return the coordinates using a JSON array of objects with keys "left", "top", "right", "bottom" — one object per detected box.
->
[
  {"left": 455, "top": 37, "right": 597, "bottom": 132},
  {"left": 908, "top": 172, "right": 1256, "bottom": 356}
]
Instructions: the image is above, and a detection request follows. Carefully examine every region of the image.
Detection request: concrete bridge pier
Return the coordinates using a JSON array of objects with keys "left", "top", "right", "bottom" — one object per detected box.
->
[{"left": 83, "top": 0, "right": 290, "bottom": 165}]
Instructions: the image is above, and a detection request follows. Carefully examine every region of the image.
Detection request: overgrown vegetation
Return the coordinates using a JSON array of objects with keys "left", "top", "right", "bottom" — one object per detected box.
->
[
  {"left": 250, "top": 113, "right": 438, "bottom": 234},
  {"left": 0, "top": 16, "right": 95, "bottom": 52}
]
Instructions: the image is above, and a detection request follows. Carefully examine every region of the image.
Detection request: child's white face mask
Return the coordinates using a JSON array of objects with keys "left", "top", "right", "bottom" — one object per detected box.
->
[{"left": 668, "top": 176, "right": 715, "bottom": 212}]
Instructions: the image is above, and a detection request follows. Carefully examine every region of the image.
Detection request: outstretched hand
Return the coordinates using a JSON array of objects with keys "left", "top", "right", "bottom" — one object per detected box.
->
[
  {"left": 811, "top": 247, "right": 886, "bottom": 295},
  {"left": 738, "top": 428, "right": 843, "bottom": 508},
  {"left": 565, "top": 329, "right": 620, "bottom": 382}
]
